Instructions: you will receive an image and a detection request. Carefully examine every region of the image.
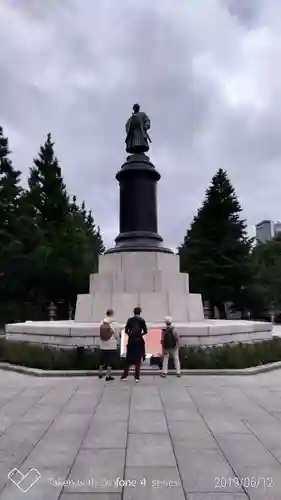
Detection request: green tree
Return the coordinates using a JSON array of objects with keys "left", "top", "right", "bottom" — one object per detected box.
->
[
  {"left": 25, "top": 136, "right": 105, "bottom": 307},
  {"left": 27, "top": 133, "right": 69, "bottom": 235},
  {"left": 0, "top": 130, "right": 105, "bottom": 321},
  {"left": 23, "top": 133, "right": 70, "bottom": 304},
  {"left": 251, "top": 234, "right": 281, "bottom": 314},
  {"left": 51, "top": 196, "right": 105, "bottom": 306},
  {"left": 0, "top": 126, "right": 25, "bottom": 307},
  {"left": 179, "top": 169, "right": 253, "bottom": 318}
]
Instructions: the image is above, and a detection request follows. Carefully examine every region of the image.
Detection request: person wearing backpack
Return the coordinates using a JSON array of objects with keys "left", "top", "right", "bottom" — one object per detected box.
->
[
  {"left": 120, "top": 306, "right": 147, "bottom": 382},
  {"left": 99, "top": 308, "right": 120, "bottom": 381},
  {"left": 160, "top": 316, "right": 181, "bottom": 378}
]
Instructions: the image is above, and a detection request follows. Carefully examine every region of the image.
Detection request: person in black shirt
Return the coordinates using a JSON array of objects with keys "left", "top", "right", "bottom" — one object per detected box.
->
[{"left": 121, "top": 306, "right": 147, "bottom": 382}]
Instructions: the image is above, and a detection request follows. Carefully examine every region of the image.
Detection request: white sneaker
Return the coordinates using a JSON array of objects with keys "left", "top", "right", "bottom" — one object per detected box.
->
[
  {"left": 120, "top": 376, "right": 127, "bottom": 380},
  {"left": 135, "top": 378, "right": 140, "bottom": 383}
]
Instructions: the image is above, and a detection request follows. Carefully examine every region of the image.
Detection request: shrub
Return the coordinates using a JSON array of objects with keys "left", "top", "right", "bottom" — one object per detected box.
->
[
  {"left": 0, "top": 338, "right": 281, "bottom": 371},
  {"left": 161, "top": 338, "right": 281, "bottom": 370}
]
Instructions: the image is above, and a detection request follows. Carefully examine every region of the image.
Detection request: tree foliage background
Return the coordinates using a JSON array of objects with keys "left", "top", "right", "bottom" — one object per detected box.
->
[
  {"left": 251, "top": 234, "right": 281, "bottom": 315},
  {"left": 179, "top": 168, "right": 278, "bottom": 319},
  {"left": 0, "top": 128, "right": 104, "bottom": 324}
]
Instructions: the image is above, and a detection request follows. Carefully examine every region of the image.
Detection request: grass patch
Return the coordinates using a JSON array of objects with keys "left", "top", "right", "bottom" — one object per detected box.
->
[{"left": 0, "top": 338, "right": 281, "bottom": 371}]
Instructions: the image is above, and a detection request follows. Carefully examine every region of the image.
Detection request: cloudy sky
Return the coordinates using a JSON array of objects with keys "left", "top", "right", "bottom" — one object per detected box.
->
[{"left": 1, "top": 0, "right": 281, "bottom": 249}]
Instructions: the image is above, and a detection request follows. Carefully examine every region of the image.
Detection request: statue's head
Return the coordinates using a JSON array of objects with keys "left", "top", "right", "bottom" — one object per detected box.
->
[{"left": 133, "top": 103, "right": 140, "bottom": 113}]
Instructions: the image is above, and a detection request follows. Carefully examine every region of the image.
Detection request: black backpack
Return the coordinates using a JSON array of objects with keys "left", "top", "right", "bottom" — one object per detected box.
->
[
  {"left": 128, "top": 319, "right": 142, "bottom": 343},
  {"left": 162, "top": 326, "right": 176, "bottom": 349}
]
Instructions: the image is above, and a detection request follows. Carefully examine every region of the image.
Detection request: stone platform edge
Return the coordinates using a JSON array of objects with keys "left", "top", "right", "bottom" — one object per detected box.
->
[{"left": 1, "top": 360, "right": 281, "bottom": 377}]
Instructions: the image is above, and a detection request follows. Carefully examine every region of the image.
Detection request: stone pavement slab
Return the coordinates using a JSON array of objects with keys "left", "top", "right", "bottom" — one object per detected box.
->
[
  {"left": 243, "top": 420, "right": 281, "bottom": 450},
  {"left": 94, "top": 403, "right": 129, "bottom": 421},
  {"left": 186, "top": 495, "right": 248, "bottom": 500},
  {"left": 202, "top": 416, "right": 251, "bottom": 434},
  {"left": 123, "top": 466, "right": 185, "bottom": 499},
  {"left": 164, "top": 407, "right": 203, "bottom": 422},
  {"left": 0, "top": 370, "right": 280, "bottom": 499},
  {"left": 215, "top": 433, "right": 279, "bottom": 467},
  {"left": 130, "top": 395, "right": 163, "bottom": 411},
  {"left": 126, "top": 434, "right": 176, "bottom": 467},
  {"left": 82, "top": 420, "right": 127, "bottom": 448},
  {"left": 232, "top": 464, "right": 281, "bottom": 497},
  {"left": 175, "top": 447, "right": 242, "bottom": 493},
  {"left": 168, "top": 420, "right": 217, "bottom": 448},
  {"left": 67, "top": 448, "right": 126, "bottom": 493},
  {"left": 60, "top": 495, "right": 121, "bottom": 500},
  {"left": 129, "top": 410, "right": 168, "bottom": 433}
]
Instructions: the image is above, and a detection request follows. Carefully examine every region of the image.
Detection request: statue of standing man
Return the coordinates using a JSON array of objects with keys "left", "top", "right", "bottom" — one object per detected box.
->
[{"left": 125, "top": 104, "right": 151, "bottom": 154}]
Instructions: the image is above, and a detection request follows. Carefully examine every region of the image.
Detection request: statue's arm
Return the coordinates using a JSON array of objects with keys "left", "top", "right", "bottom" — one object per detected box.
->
[
  {"left": 143, "top": 114, "right": 150, "bottom": 130},
  {"left": 125, "top": 118, "right": 131, "bottom": 133}
]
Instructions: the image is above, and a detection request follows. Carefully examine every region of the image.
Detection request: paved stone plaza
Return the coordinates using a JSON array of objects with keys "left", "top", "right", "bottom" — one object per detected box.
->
[{"left": 0, "top": 370, "right": 280, "bottom": 499}]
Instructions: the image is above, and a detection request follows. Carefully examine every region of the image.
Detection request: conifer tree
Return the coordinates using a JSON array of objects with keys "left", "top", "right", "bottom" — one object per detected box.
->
[
  {"left": 27, "top": 133, "right": 69, "bottom": 236},
  {"left": 0, "top": 130, "right": 105, "bottom": 316},
  {"left": 0, "top": 126, "right": 24, "bottom": 305},
  {"left": 179, "top": 169, "right": 253, "bottom": 317},
  {"left": 26, "top": 135, "right": 105, "bottom": 305}
]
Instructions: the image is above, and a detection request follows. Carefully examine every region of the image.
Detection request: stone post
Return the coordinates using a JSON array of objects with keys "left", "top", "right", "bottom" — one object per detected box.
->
[{"left": 48, "top": 301, "right": 56, "bottom": 321}]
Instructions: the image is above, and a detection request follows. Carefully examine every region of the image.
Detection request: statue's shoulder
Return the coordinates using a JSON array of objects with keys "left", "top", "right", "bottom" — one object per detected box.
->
[{"left": 138, "top": 111, "right": 149, "bottom": 120}]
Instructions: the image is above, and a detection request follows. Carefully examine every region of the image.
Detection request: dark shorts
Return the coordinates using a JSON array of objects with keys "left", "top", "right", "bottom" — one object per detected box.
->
[{"left": 99, "top": 349, "right": 116, "bottom": 367}]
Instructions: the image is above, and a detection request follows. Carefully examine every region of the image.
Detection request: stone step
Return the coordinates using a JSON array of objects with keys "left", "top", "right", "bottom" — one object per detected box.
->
[
  {"left": 89, "top": 270, "right": 189, "bottom": 294},
  {"left": 75, "top": 292, "right": 204, "bottom": 323},
  {"left": 98, "top": 251, "right": 180, "bottom": 275}
]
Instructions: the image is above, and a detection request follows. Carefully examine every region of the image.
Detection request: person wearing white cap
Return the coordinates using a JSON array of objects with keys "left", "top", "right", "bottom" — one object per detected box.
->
[{"left": 160, "top": 316, "right": 181, "bottom": 377}]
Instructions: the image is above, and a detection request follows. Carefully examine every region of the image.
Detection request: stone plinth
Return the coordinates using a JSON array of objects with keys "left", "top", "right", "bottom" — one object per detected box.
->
[
  {"left": 5, "top": 320, "right": 273, "bottom": 349},
  {"left": 75, "top": 251, "right": 203, "bottom": 323},
  {"left": 4, "top": 251, "right": 274, "bottom": 348}
]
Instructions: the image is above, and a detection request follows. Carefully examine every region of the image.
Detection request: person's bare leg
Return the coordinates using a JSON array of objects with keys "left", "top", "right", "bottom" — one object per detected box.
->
[
  {"left": 173, "top": 348, "right": 181, "bottom": 376},
  {"left": 161, "top": 352, "right": 169, "bottom": 377}
]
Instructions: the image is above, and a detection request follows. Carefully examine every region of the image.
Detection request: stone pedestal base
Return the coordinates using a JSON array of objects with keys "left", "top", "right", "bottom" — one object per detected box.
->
[
  {"left": 5, "top": 251, "right": 274, "bottom": 349},
  {"left": 5, "top": 320, "right": 273, "bottom": 348},
  {"left": 75, "top": 251, "right": 204, "bottom": 323}
]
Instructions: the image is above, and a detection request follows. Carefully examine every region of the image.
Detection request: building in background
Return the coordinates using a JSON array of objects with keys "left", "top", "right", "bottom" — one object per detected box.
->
[{"left": 255, "top": 220, "right": 281, "bottom": 244}]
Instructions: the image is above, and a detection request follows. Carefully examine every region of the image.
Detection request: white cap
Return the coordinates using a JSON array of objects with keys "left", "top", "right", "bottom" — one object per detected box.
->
[{"left": 164, "top": 316, "right": 172, "bottom": 325}]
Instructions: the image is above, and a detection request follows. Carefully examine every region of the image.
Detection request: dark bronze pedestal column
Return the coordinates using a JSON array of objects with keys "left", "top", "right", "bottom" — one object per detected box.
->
[{"left": 105, "top": 154, "right": 173, "bottom": 254}]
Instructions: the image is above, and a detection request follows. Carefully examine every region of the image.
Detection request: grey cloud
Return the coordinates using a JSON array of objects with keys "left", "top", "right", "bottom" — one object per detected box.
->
[
  {"left": 1, "top": 0, "right": 281, "bottom": 249},
  {"left": 227, "top": 0, "right": 263, "bottom": 26}
]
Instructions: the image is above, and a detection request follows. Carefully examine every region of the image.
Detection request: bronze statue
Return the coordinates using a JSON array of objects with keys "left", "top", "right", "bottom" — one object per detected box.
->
[{"left": 125, "top": 104, "right": 151, "bottom": 154}]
